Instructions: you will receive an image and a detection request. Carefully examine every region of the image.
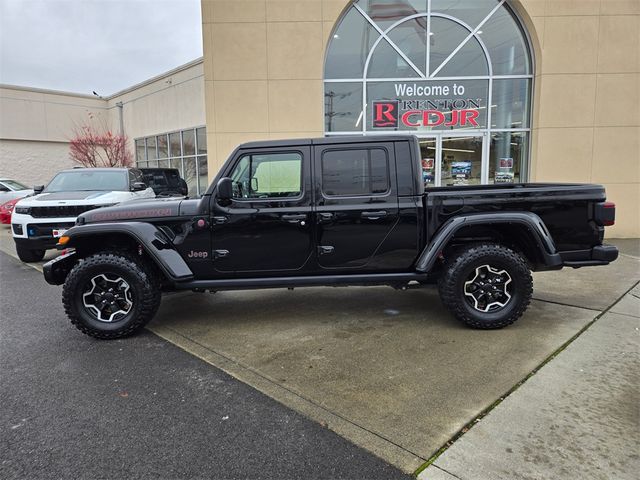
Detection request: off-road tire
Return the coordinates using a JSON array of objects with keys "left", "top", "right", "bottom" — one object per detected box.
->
[
  {"left": 16, "top": 244, "right": 45, "bottom": 263},
  {"left": 438, "top": 243, "right": 532, "bottom": 329},
  {"left": 62, "top": 251, "right": 161, "bottom": 339}
]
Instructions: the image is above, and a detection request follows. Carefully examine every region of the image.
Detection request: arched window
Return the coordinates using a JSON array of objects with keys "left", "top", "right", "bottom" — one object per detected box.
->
[{"left": 324, "top": 0, "right": 533, "bottom": 186}]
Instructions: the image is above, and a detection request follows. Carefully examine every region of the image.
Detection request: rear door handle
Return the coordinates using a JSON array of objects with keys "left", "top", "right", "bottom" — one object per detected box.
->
[
  {"left": 318, "top": 212, "right": 334, "bottom": 222},
  {"left": 361, "top": 211, "right": 387, "bottom": 220},
  {"left": 281, "top": 214, "right": 307, "bottom": 223},
  {"left": 213, "top": 216, "right": 228, "bottom": 225}
]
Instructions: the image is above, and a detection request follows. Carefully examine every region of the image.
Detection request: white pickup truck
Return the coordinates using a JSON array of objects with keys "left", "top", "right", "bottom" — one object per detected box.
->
[{"left": 11, "top": 167, "right": 155, "bottom": 262}]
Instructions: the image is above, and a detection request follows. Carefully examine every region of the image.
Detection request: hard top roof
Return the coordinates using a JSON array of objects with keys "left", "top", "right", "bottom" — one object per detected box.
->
[{"left": 238, "top": 135, "right": 418, "bottom": 149}]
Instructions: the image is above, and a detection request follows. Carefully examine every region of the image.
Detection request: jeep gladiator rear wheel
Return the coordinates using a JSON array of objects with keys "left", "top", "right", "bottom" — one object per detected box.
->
[
  {"left": 16, "top": 244, "right": 45, "bottom": 263},
  {"left": 62, "top": 251, "right": 161, "bottom": 339},
  {"left": 438, "top": 243, "right": 532, "bottom": 329}
]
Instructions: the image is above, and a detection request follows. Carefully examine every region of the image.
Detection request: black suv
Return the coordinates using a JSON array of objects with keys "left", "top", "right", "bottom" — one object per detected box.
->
[{"left": 140, "top": 168, "right": 188, "bottom": 197}]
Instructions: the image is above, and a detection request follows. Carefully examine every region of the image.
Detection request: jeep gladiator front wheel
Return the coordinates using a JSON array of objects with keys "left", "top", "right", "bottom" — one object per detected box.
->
[
  {"left": 438, "top": 243, "right": 532, "bottom": 329},
  {"left": 62, "top": 252, "right": 161, "bottom": 339}
]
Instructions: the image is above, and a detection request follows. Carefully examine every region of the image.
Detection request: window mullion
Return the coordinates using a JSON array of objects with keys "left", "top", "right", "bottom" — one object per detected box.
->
[
  {"left": 353, "top": 3, "right": 426, "bottom": 78},
  {"left": 430, "top": 0, "right": 506, "bottom": 78}
]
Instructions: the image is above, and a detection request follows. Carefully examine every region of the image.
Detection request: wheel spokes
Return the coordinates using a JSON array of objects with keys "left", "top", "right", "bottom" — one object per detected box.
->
[
  {"left": 82, "top": 274, "right": 133, "bottom": 323},
  {"left": 464, "top": 265, "right": 512, "bottom": 313}
]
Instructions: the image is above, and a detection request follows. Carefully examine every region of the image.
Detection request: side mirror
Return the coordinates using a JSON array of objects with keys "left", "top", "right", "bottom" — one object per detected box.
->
[
  {"left": 34, "top": 185, "right": 44, "bottom": 194},
  {"left": 217, "top": 177, "right": 233, "bottom": 201},
  {"left": 132, "top": 182, "right": 147, "bottom": 191}
]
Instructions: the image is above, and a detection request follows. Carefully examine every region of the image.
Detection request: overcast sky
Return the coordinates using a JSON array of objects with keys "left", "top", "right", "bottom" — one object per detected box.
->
[{"left": 0, "top": 0, "right": 203, "bottom": 96}]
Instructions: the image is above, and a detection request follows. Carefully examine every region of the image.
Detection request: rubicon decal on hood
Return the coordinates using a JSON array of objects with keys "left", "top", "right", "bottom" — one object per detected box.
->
[{"left": 87, "top": 208, "right": 175, "bottom": 222}]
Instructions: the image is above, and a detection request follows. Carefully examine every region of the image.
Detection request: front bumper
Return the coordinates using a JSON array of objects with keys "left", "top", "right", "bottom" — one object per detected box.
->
[
  {"left": 43, "top": 251, "right": 78, "bottom": 285},
  {"left": 561, "top": 244, "right": 619, "bottom": 268},
  {"left": 13, "top": 236, "right": 61, "bottom": 250},
  {"left": 11, "top": 213, "right": 76, "bottom": 250}
]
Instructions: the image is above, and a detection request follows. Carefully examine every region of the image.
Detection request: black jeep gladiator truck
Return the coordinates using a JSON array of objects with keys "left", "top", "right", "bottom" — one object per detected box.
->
[{"left": 43, "top": 135, "right": 618, "bottom": 339}]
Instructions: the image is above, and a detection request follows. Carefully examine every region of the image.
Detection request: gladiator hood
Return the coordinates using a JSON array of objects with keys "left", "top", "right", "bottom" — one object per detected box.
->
[{"left": 77, "top": 197, "right": 201, "bottom": 224}]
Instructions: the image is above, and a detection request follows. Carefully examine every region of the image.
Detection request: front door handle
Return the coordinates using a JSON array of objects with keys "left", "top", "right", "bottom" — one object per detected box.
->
[
  {"left": 213, "top": 216, "right": 228, "bottom": 225},
  {"left": 361, "top": 211, "right": 388, "bottom": 220},
  {"left": 281, "top": 214, "right": 307, "bottom": 223}
]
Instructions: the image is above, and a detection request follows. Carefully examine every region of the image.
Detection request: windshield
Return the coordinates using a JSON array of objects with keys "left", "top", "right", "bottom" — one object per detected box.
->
[
  {"left": 2, "top": 180, "right": 29, "bottom": 190},
  {"left": 44, "top": 170, "right": 128, "bottom": 192}
]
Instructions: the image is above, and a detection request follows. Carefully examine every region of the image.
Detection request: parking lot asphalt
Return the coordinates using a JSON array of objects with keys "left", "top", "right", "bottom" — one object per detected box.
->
[{"left": 0, "top": 251, "right": 410, "bottom": 480}]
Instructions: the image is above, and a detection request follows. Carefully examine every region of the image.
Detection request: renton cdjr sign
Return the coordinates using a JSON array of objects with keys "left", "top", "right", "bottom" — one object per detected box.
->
[{"left": 372, "top": 82, "right": 483, "bottom": 129}]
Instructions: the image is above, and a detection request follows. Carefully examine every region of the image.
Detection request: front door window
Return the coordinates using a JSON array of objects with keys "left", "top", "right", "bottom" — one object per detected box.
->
[{"left": 230, "top": 152, "right": 302, "bottom": 199}]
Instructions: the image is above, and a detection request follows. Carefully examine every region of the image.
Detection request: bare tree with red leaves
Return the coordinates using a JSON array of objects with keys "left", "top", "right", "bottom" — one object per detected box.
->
[{"left": 69, "top": 119, "right": 133, "bottom": 168}]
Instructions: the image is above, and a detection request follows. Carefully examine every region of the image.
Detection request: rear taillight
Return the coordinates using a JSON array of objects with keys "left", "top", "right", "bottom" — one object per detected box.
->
[{"left": 595, "top": 201, "right": 616, "bottom": 226}]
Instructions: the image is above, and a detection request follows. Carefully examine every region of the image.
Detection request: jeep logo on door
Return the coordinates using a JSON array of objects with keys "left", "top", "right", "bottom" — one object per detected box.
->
[{"left": 372, "top": 101, "right": 398, "bottom": 128}]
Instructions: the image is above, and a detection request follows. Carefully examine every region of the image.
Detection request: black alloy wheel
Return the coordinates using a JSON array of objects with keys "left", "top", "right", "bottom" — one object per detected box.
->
[
  {"left": 438, "top": 243, "right": 533, "bottom": 329},
  {"left": 62, "top": 251, "right": 161, "bottom": 339}
]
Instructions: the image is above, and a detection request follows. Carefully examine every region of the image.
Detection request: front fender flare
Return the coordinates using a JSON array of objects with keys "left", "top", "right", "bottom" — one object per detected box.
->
[
  {"left": 59, "top": 222, "right": 193, "bottom": 282},
  {"left": 415, "top": 212, "right": 562, "bottom": 273}
]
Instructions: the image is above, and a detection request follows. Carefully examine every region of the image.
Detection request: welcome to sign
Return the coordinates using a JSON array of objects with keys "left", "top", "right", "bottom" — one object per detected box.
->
[{"left": 370, "top": 81, "right": 486, "bottom": 130}]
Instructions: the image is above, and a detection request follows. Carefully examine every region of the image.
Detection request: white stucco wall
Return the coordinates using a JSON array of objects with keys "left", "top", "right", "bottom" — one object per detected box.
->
[
  {"left": 0, "top": 139, "right": 74, "bottom": 186},
  {"left": 0, "top": 58, "right": 205, "bottom": 183}
]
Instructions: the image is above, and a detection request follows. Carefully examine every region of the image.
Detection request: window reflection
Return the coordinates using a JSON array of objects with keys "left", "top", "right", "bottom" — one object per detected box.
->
[
  {"left": 491, "top": 79, "right": 530, "bottom": 128},
  {"left": 325, "top": 8, "right": 378, "bottom": 79},
  {"left": 324, "top": 83, "right": 363, "bottom": 131},
  {"left": 489, "top": 132, "right": 527, "bottom": 184},
  {"left": 441, "top": 137, "right": 483, "bottom": 186},
  {"left": 388, "top": 17, "right": 428, "bottom": 74},
  {"left": 357, "top": 0, "right": 426, "bottom": 29},
  {"left": 157, "top": 134, "right": 168, "bottom": 159},
  {"left": 146, "top": 137, "right": 157, "bottom": 160},
  {"left": 135, "top": 139, "right": 145, "bottom": 161},
  {"left": 476, "top": 8, "right": 530, "bottom": 75},
  {"left": 368, "top": 38, "right": 421, "bottom": 77},
  {"left": 419, "top": 138, "right": 437, "bottom": 186},
  {"left": 431, "top": 0, "right": 498, "bottom": 30}
]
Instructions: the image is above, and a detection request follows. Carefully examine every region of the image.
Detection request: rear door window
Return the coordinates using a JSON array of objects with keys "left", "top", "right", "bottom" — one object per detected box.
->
[{"left": 321, "top": 148, "right": 389, "bottom": 197}]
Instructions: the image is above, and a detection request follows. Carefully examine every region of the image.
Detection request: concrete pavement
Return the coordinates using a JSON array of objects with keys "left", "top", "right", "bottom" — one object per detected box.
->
[
  {"left": 147, "top": 243, "right": 639, "bottom": 473},
  {"left": 419, "top": 283, "right": 639, "bottom": 480}
]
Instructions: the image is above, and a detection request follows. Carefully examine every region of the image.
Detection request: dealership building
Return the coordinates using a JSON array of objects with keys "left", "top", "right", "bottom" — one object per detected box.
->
[{"left": 1, "top": 0, "right": 638, "bottom": 236}]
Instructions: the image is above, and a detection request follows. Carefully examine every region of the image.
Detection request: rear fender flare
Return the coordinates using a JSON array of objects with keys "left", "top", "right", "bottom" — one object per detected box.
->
[
  {"left": 60, "top": 222, "right": 193, "bottom": 281},
  {"left": 415, "top": 212, "right": 562, "bottom": 273}
]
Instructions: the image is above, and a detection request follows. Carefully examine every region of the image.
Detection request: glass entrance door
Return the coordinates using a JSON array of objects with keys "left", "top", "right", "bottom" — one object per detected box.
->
[{"left": 419, "top": 135, "right": 486, "bottom": 188}]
